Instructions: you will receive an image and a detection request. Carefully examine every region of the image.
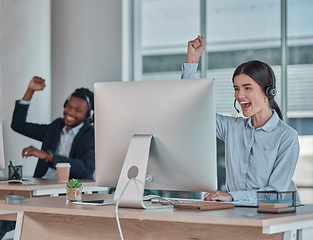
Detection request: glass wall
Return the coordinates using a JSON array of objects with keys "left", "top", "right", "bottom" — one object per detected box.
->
[
  {"left": 141, "top": 0, "right": 200, "bottom": 78},
  {"left": 205, "top": 0, "right": 281, "bottom": 190},
  {"left": 287, "top": 0, "right": 313, "bottom": 203},
  {"left": 136, "top": 0, "right": 313, "bottom": 201}
]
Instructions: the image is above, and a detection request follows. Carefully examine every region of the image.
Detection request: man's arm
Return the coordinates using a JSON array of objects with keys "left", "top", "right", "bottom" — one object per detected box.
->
[
  {"left": 11, "top": 75, "right": 47, "bottom": 137},
  {"left": 22, "top": 76, "right": 46, "bottom": 101}
]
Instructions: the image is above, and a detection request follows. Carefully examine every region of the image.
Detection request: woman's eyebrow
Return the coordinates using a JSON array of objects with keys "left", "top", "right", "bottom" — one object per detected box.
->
[{"left": 233, "top": 83, "right": 253, "bottom": 88}]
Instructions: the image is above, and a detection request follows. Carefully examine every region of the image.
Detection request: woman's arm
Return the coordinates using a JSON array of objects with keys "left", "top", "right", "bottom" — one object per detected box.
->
[
  {"left": 181, "top": 36, "right": 206, "bottom": 79},
  {"left": 187, "top": 35, "right": 206, "bottom": 63}
]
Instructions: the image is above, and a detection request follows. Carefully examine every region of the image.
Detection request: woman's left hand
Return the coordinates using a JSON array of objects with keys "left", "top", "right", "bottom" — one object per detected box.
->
[{"left": 203, "top": 190, "right": 233, "bottom": 202}]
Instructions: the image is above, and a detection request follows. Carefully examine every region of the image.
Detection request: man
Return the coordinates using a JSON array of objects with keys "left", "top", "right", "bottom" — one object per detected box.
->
[
  {"left": 0, "top": 77, "right": 95, "bottom": 239},
  {"left": 11, "top": 76, "right": 95, "bottom": 179},
  {"left": 1, "top": 77, "right": 95, "bottom": 239}
]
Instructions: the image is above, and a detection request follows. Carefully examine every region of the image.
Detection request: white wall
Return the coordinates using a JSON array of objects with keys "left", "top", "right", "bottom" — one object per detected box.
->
[
  {"left": 0, "top": 0, "right": 123, "bottom": 178},
  {"left": 0, "top": 0, "right": 51, "bottom": 178},
  {"left": 51, "top": 0, "right": 122, "bottom": 119}
]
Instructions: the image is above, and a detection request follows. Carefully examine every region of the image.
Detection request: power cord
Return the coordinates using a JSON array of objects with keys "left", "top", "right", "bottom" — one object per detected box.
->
[{"left": 115, "top": 177, "right": 135, "bottom": 240}]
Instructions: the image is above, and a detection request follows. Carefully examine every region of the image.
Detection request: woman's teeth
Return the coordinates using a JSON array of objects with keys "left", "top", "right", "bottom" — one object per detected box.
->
[{"left": 240, "top": 101, "right": 251, "bottom": 109}]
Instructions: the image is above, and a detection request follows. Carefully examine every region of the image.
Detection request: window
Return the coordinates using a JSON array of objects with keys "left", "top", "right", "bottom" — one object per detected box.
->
[
  {"left": 132, "top": 0, "right": 313, "bottom": 202},
  {"left": 141, "top": 0, "right": 200, "bottom": 80},
  {"left": 287, "top": 0, "right": 313, "bottom": 203}
]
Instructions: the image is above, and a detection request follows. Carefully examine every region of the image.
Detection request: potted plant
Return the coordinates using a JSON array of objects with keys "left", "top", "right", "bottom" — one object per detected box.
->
[{"left": 66, "top": 178, "right": 83, "bottom": 203}]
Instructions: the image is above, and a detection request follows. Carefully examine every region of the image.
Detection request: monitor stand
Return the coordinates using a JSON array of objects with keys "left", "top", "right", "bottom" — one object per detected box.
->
[{"left": 113, "top": 134, "right": 169, "bottom": 209}]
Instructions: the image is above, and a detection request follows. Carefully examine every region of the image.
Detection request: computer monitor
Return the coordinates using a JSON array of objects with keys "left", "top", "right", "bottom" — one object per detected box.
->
[
  {"left": 94, "top": 78, "right": 217, "bottom": 209},
  {"left": 0, "top": 121, "right": 6, "bottom": 170}
]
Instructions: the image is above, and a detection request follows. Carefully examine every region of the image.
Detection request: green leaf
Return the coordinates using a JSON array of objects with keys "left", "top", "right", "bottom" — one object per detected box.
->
[{"left": 66, "top": 178, "right": 82, "bottom": 188}]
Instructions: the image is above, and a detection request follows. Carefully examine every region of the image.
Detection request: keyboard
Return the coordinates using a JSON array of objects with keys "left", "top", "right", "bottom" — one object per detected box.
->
[{"left": 150, "top": 197, "right": 207, "bottom": 205}]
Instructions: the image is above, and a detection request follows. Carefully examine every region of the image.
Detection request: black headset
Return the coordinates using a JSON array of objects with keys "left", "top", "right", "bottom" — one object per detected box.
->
[
  {"left": 64, "top": 92, "right": 94, "bottom": 120},
  {"left": 233, "top": 63, "right": 277, "bottom": 113},
  {"left": 265, "top": 64, "right": 277, "bottom": 99}
]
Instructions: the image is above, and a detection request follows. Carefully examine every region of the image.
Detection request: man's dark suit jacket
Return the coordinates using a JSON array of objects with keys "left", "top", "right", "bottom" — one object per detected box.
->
[{"left": 11, "top": 101, "right": 95, "bottom": 179}]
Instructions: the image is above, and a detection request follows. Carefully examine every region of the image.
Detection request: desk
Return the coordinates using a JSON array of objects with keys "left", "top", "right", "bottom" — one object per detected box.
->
[
  {"left": 0, "top": 178, "right": 107, "bottom": 199},
  {"left": 0, "top": 179, "right": 107, "bottom": 239},
  {"left": 0, "top": 194, "right": 313, "bottom": 240}
]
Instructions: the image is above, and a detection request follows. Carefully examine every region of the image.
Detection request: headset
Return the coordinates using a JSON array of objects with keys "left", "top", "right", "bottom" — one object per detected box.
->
[
  {"left": 233, "top": 63, "right": 277, "bottom": 113},
  {"left": 64, "top": 91, "right": 94, "bottom": 120},
  {"left": 265, "top": 64, "right": 277, "bottom": 99}
]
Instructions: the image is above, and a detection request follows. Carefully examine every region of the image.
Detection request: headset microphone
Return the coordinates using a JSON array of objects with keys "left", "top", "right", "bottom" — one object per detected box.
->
[{"left": 233, "top": 99, "right": 240, "bottom": 113}]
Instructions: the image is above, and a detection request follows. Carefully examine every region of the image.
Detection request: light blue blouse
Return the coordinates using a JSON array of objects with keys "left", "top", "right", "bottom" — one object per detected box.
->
[{"left": 182, "top": 63, "right": 300, "bottom": 201}]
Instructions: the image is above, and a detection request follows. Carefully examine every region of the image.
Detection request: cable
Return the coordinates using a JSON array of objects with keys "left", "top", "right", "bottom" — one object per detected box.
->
[{"left": 115, "top": 177, "right": 135, "bottom": 240}]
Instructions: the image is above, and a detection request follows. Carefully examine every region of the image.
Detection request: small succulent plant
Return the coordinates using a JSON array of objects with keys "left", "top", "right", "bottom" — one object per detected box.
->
[{"left": 66, "top": 178, "right": 82, "bottom": 188}]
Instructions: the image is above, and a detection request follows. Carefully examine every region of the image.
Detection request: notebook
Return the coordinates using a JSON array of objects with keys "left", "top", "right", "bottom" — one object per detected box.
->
[{"left": 173, "top": 201, "right": 235, "bottom": 211}]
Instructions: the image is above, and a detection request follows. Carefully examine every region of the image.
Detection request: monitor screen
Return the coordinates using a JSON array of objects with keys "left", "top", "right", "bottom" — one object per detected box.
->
[{"left": 94, "top": 78, "right": 217, "bottom": 207}]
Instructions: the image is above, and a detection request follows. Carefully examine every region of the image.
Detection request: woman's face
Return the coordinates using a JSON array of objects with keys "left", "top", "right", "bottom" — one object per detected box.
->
[{"left": 233, "top": 73, "right": 269, "bottom": 118}]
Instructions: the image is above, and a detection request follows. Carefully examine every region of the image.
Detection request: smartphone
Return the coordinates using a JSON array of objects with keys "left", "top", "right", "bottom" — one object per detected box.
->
[
  {"left": 74, "top": 199, "right": 114, "bottom": 206},
  {"left": 81, "top": 200, "right": 105, "bottom": 204}
]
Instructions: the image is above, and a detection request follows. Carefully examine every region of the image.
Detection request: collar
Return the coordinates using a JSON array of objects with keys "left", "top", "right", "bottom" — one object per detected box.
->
[
  {"left": 245, "top": 110, "right": 280, "bottom": 132},
  {"left": 62, "top": 122, "right": 84, "bottom": 135}
]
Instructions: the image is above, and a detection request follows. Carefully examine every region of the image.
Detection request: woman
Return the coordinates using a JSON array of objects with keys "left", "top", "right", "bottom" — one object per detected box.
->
[{"left": 182, "top": 36, "right": 300, "bottom": 202}]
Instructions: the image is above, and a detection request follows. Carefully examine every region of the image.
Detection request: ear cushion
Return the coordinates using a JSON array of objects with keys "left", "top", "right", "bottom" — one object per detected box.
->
[
  {"left": 89, "top": 110, "right": 94, "bottom": 119},
  {"left": 266, "top": 86, "right": 277, "bottom": 99},
  {"left": 265, "top": 65, "right": 277, "bottom": 99}
]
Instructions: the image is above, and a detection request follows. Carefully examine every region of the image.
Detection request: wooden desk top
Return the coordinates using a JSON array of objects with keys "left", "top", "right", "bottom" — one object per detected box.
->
[
  {"left": 0, "top": 178, "right": 98, "bottom": 191},
  {"left": 0, "top": 193, "right": 312, "bottom": 228}
]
